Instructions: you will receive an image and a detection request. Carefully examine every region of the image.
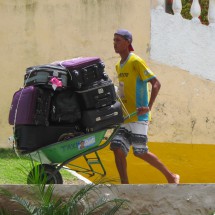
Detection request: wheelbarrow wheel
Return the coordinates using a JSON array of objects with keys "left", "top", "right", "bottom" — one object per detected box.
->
[{"left": 27, "top": 164, "right": 63, "bottom": 184}]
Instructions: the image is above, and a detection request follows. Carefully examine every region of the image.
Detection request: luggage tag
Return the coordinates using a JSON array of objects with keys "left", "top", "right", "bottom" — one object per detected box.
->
[{"left": 49, "top": 77, "right": 62, "bottom": 91}]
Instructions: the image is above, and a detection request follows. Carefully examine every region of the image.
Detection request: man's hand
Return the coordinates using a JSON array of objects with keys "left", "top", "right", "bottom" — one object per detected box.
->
[{"left": 137, "top": 106, "right": 150, "bottom": 116}]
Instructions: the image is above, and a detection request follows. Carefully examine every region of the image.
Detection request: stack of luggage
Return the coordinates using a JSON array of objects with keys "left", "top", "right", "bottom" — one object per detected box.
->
[{"left": 8, "top": 57, "right": 124, "bottom": 153}]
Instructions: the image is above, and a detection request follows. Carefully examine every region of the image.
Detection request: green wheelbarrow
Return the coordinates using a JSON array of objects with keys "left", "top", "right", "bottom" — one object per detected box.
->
[{"left": 13, "top": 112, "right": 136, "bottom": 184}]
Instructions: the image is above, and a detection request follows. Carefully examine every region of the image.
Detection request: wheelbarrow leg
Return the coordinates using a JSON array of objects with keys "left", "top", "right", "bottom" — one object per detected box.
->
[{"left": 83, "top": 151, "right": 106, "bottom": 176}]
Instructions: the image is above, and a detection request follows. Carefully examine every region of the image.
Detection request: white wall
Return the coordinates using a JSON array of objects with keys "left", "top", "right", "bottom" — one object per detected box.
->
[{"left": 150, "top": 9, "right": 215, "bottom": 82}]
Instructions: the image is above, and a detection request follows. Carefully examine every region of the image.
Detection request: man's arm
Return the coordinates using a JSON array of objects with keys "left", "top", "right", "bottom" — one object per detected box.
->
[
  {"left": 137, "top": 77, "right": 161, "bottom": 115},
  {"left": 148, "top": 77, "right": 161, "bottom": 110}
]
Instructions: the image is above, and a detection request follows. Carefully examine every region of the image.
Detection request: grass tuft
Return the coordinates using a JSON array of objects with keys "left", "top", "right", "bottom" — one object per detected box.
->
[{"left": 0, "top": 148, "right": 78, "bottom": 184}]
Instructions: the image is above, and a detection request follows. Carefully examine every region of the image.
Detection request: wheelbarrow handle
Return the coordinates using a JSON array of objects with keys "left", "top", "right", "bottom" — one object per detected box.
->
[{"left": 124, "top": 111, "right": 137, "bottom": 121}]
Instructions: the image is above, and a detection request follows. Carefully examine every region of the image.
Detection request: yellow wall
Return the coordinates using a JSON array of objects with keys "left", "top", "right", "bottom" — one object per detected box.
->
[{"left": 0, "top": 0, "right": 151, "bottom": 147}]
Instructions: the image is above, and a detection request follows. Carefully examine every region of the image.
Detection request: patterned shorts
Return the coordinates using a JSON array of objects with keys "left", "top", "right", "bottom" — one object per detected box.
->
[{"left": 110, "top": 121, "right": 149, "bottom": 156}]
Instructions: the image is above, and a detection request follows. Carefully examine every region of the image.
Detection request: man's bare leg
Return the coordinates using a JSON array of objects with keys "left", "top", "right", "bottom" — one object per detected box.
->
[
  {"left": 136, "top": 152, "right": 180, "bottom": 184},
  {"left": 113, "top": 148, "right": 129, "bottom": 184}
]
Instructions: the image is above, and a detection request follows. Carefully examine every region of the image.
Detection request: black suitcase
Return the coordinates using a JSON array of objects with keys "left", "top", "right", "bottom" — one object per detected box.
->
[
  {"left": 50, "top": 89, "right": 81, "bottom": 124},
  {"left": 76, "top": 80, "right": 117, "bottom": 110},
  {"left": 81, "top": 101, "right": 124, "bottom": 132},
  {"left": 14, "top": 125, "right": 80, "bottom": 152},
  {"left": 24, "top": 65, "right": 68, "bottom": 90},
  {"left": 56, "top": 57, "right": 108, "bottom": 89}
]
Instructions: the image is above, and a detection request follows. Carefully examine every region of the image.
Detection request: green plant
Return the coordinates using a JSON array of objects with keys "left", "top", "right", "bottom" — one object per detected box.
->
[
  {"left": 181, "top": 0, "right": 209, "bottom": 25},
  {"left": 0, "top": 207, "right": 12, "bottom": 215},
  {"left": 0, "top": 164, "right": 129, "bottom": 215},
  {"left": 199, "top": 0, "right": 209, "bottom": 25},
  {"left": 181, "top": 0, "right": 192, "bottom": 20},
  {"left": 208, "top": 212, "right": 215, "bottom": 215}
]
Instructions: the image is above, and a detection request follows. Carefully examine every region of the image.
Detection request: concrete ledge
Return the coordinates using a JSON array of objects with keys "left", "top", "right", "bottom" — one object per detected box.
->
[{"left": 0, "top": 184, "right": 215, "bottom": 215}]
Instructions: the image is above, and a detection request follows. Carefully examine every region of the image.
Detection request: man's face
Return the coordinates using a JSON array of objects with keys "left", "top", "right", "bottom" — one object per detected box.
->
[{"left": 113, "top": 34, "right": 129, "bottom": 54}]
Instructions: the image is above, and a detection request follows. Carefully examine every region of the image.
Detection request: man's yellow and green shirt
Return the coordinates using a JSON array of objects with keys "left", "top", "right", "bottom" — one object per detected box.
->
[{"left": 116, "top": 53, "right": 155, "bottom": 123}]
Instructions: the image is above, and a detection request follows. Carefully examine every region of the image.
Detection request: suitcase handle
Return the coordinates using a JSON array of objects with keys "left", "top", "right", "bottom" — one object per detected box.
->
[
  {"left": 95, "top": 112, "right": 118, "bottom": 122},
  {"left": 95, "top": 97, "right": 111, "bottom": 109},
  {"left": 94, "top": 92, "right": 111, "bottom": 100},
  {"left": 27, "top": 66, "right": 67, "bottom": 73}
]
